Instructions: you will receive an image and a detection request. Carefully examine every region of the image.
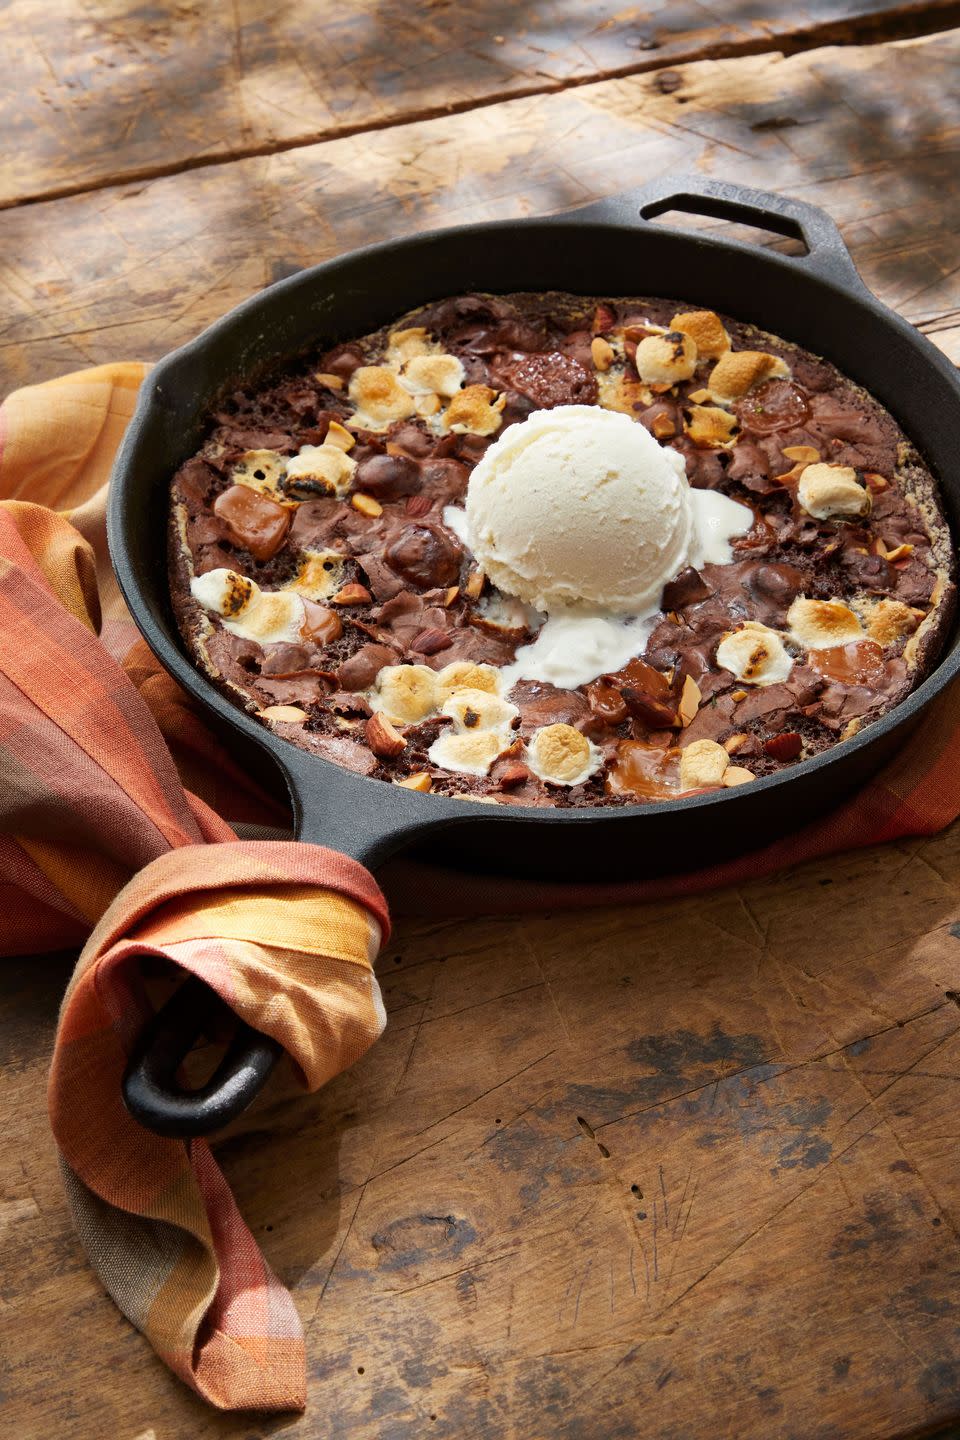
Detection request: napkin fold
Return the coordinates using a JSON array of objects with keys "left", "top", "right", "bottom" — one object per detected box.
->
[
  {"left": 3, "top": 362, "right": 960, "bottom": 1413},
  {"left": 2, "top": 366, "right": 387, "bottom": 1412}
]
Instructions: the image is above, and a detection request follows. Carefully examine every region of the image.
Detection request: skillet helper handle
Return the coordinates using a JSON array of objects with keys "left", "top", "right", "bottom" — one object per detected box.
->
[
  {"left": 573, "top": 175, "right": 867, "bottom": 291},
  {"left": 123, "top": 975, "right": 283, "bottom": 1138}
]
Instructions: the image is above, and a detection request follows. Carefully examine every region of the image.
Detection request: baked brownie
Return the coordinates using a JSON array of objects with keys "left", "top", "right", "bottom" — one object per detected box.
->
[{"left": 168, "top": 292, "right": 955, "bottom": 808}]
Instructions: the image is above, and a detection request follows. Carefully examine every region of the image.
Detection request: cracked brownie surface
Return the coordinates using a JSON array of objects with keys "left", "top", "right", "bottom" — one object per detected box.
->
[{"left": 168, "top": 291, "right": 955, "bottom": 808}]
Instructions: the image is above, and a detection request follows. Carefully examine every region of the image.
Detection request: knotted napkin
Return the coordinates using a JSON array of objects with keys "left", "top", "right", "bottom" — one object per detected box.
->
[{"left": 3, "top": 362, "right": 960, "bottom": 1413}]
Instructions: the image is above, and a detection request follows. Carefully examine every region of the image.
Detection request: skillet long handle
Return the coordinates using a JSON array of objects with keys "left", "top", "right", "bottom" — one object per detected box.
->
[{"left": 122, "top": 976, "right": 283, "bottom": 1138}]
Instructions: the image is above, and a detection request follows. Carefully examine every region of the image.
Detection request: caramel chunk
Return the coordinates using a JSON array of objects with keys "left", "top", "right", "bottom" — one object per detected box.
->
[{"left": 213, "top": 484, "right": 291, "bottom": 561}]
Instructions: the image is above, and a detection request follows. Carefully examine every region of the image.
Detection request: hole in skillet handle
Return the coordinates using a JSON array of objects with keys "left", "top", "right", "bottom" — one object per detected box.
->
[
  {"left": 639, "top": 191, "right": 810, "bottom": 256},
  {"left": 122, "top": 975, "right": 283, "bottom": 1139},
  {"left": 575, "top": 176, "right": 867, "bottom": 292}
]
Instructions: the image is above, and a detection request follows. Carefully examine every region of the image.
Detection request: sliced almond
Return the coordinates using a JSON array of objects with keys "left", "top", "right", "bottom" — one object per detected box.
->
[
  {"left": 651, "top": 412, "right": 676, "bottom": 439},
  {"left": 351, "top": 492, "right": 383, "bottom": 518},
  {"left": 314, "top": 372, "right": 345, "bottom": 390},
  {"left": 259, "top": 704, "right": 309, "bottom": 723},
  {"left": 324, "top": 420, "right": 355, "bottom": 451},
  {"left": 723, "top": 766, "right": 755, "bottom": 787},
  {"left": 885, "top": 543, "right": 914, "bottom": 564},
  {"left": 464, "top": 569, "right": 486, "bottom": 600},
  {"left": 332, "top": 582, "right": 372, "bottom": 605},
  {"left": 396, "top": 771, "right": 432, "bottom": 792},
  {"left": 677, "top": 674, "right": 701, "bottom": 727},
  {"left": 723, "top": 733, "right": 748, "bottom": 754},
  {"left": 443, "top": 586, "right": 461, "bottom": 607}
]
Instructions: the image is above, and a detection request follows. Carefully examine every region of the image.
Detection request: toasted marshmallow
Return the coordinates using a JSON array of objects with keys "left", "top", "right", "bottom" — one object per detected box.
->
[
  {"left": 634, "top": 331, "right": 698, "bottom": 386},
  {"left": 716, "top": 622, "right": 793, "bottom": 686},
  {"left": 440, "top": 688, "right": 518, "bottom": 734},
  {"left": 385, "top": 327, "right": 437, "bottom": 365},
  {"left": 797, "top": 463, "right": 871, "bottom": 521},
  {"left": 428, "top": 730, "right": 506, "bottom": 776},
  {"left": 283, "top": 549, "right": 345, "bottom": 601},
  {"left": 232, "top": 449, "right": 287, "bottom": 498},
  {"left": 348, "top": 366, "right": 418, "bottom": 429},
  {"left": 284, "top": 444, "right": 357, "bottom": 498},
  {"left": 442, "top": 384, "right": 506, "bottom": 436},
  {"left": 680, "top": 738, "right": 730, "bottom": 790},
  {"left": 683, "top": 404, "right": 740, "bottom": 448},
  {"left": 670, "top": 310, "right": 730, "bottom": 360},
  {"left": 788, "top": 597, "right": 863, "bottom": 650},
  {"left": 374, "top": 664, "right": 439, "bottom": 723},
  {"left": 436, "top": 661, "right": 502, "bottom": 697},
  {"left": 709, "top": 350, "right": 789, "bottom": 402},
  {"left": 863, "top": 598, "right": 918, "bottom": 646},
  {"left": 528, "top": 723, "right": 601, "bottom": 786},
  {"left": 191, "top": 568, "right": 305, "bottom": 645},
  {"left": 596, "top": 369, "right": 653, "bottom": 415},
  {"left": 401, "top": 354, "right": 465, "bottom": 398}
]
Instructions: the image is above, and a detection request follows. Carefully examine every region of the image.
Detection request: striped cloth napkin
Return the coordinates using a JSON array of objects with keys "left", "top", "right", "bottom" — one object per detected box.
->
[{"left": 3, "top": 363, "right": 959, "bottom": 1412}]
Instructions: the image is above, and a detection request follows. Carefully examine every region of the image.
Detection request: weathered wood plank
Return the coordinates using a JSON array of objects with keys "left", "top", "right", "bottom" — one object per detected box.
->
[
  {"left": 4, "top": 827, "right": 960, "bottom": 1437},
  {"left": 2, "top": 0, "right": 959, "bottom": 208},
  {"left": 0, "top": 32, "right": 956, "bottom": 395}
]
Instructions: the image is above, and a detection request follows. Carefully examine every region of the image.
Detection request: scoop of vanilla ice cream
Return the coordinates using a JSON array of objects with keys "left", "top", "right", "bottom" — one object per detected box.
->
[{"left": 464, "top": 405, "right": 694, "bottom": 614}]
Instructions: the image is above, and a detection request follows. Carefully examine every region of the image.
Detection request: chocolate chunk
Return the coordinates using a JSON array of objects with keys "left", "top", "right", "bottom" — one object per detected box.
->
[
  {"left": 336, "top": 643, "right": 397, "bottom": 691},
  {"left": 356, "top": 453, "right": 421, "bottom": 499},
  {"left": 662, "top": 567, "right": 712, "bottom": 610},
  {"left": 260, "top": 644, "right": 313, "bottom": 677},
  {"left": 301, "top": 601, "right": 343, "bottom": 645},
  {"left": 510, "top": 679, "right": 591, "bottom": 732},
  {"left": 492, "top": 351, "right": 598, "bottom": 409},
  {"left": 212, "top": 484, "right": 291, "bottom": 560},
  {"left": 735, "top": 380, "right": 811, "bottom": 435},
  {"left": 319, "top": 343, "right": 365, "bottom": 380},
  {"left": 385, "top": 524, "right": 462, "bottom": 589},
  {"left": 419, "top": 458, "right": 470, "bottom": 505},
  {"left": 747, "top": 563, "right": 804, "bottom": 608}
]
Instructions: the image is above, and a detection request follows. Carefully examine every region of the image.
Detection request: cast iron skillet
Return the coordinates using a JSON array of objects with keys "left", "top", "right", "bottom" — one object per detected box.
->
[{"left": 108, "top": 175, "right": 960, "bottom": 1139}]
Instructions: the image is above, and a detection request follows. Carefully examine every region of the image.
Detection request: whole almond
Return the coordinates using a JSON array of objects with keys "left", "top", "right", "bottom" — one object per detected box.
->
[{"left": 366, "top": 711, "right": 407, "bottom": 758}]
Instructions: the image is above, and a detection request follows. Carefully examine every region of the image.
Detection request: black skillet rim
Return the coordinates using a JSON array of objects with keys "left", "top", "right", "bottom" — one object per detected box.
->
[{"left": 108, "top": 182, "right": 960, "bottom": 836}]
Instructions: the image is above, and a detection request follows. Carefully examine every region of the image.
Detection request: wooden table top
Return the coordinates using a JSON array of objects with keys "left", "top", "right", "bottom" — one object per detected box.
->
[{"left": 2, "top": 6, "right": 959, "bottom": 1438}]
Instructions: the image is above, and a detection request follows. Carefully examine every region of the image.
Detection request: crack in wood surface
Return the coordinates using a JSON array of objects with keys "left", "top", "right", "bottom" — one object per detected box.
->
[{"left": 3, "top": 0, "right": 959, "bottom": 214}]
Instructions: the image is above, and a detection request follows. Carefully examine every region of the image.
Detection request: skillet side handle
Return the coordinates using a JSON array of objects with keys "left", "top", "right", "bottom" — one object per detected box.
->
[
  {"left": 123, "top": 761, "right": 462, "bottom": 1139},
  {"left": 568, "top": 175, "right": 867, "bottom": 292},
  {"left": 123, "top": 975, "right": 283, "bottom": 1138}
]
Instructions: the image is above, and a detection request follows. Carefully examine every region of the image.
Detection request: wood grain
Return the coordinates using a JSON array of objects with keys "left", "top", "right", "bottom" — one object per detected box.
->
[
  {"left": 4, "top": 16, "right": 960, "bottom": 1440},
  {"left": 4, "top": 828, "right": 960, "bottom": 1437},
  {"left": 3, "top": 0, "right": 958, "bottom": 209},
  {"left": 0, "top": 33, "right": 957, "bottom": 394}
]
